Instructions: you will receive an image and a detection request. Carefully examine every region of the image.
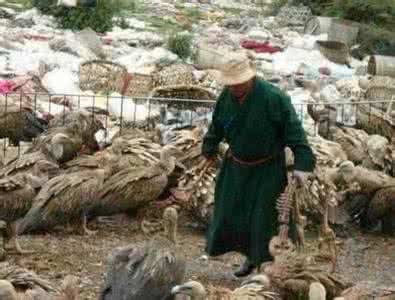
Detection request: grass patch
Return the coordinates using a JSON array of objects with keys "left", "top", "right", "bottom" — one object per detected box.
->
[
  {"left": 144, "top": 16, "right": 184, "bottom": 34},
  {"left": 221, "top": 6, "right": 243, "bottom": 16},
  {"left": 0, "top": 0, "right": 31, "bottom": 11},
  {"left": 167, "top": 31, "right": 193, "bottom": 60},
  {"left": 182, "top": 7, "right": 201, "bottom": 22}
]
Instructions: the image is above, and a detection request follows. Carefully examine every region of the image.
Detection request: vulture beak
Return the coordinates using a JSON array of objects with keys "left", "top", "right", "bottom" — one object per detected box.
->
[
  {"left": 241, "top": 278, "right": 259, "bottom": 286},
  {"left": 171, "top": 284, "right": 191, "bottom": 296},
  {"left": 28, "top": 175, "right": 46, "bottom": 189},
  {"left": 175, "top": 161, "right": 187, "bottom": 170},
  {"left": 241, "top": 274, "right": 271, "bottom": 287}
]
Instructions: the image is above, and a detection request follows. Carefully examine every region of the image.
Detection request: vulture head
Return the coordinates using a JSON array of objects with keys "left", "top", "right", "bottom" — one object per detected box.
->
[
  {"left": 159, "top": 145, "right": 185, "bottom": 175},
  {"left": 95, "top": 128, "right": 109, "bottom": 151},
  {"left": 309, "top": 282, "right": 327, "bottom": 300},
  {"left": 0, "top": 280, "right": 17, "bottom": 300},
  {"left": 269, "top": 236, "right": 295, "bottom": 259},
  {"left": 21, "top": 173, "right": 46, "bottom": 191},
  {"left": 358, "top": 76, "right": 371, "bottom": 90},
  {"left": 241, "top": 274, "right": 272, "bottom": 288},
  {"left": 171, "top": 280, "right": 207, "bottom": 300},
  {"left": 337, "top": 160, "right": 356, "bottom": 184},
  {"left": 163, "top": 206, "right": 178, "bottom": 244},
  {"left": 33, "top": 159, "right": 60, "bottom": 180},
  {"left": 45, "top": 133, "right": 77, "bottom": 164},
  {"left": 109, "top": 137, "right": 125, "bottom": 156}
]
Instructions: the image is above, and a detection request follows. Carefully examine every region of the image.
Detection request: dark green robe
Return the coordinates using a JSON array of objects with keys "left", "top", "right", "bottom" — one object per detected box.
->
[{"left": 202, "top": 79, "right": 316, "bottom": 265}]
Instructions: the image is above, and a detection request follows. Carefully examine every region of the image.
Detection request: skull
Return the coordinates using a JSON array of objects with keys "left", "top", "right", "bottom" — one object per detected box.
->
[{"left": 269, "top": 236, "right": 295, "bottom": 258}]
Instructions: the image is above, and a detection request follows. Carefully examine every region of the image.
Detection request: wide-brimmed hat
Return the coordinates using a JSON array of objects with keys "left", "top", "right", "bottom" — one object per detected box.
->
[{"left": 210, "top": 50, "right": 257, "bottom": 86}]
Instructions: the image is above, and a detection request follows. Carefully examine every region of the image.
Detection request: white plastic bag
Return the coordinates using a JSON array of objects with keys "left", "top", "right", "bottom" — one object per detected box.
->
[
  {"left": 57, "top": 0, "right": 77, "bottom": 8},
  {"left": 42, "top": 68, "right": 81, "bottom": 95}
]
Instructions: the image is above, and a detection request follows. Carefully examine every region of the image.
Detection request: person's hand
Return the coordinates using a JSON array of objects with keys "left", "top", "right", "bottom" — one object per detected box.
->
[{"left": 293, "top": 170, "right": 310, "bottom": 187}]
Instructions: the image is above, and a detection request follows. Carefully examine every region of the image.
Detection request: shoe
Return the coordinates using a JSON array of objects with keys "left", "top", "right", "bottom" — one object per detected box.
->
[{"left": 233, "top": 258, "right": 256, "bottom": 277}]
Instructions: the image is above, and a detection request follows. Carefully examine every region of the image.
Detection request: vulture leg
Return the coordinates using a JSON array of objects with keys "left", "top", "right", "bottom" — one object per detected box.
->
[
  {"left": 295, "top": 217, "right": 307, "bottom": 253},
  {"left": 318, "top": 207, "right": 337, "bottom": 273},
  {"left": 381, "top": 213, "right": 395, "bottom": 236},
  {"left": 6, "top": 222, "right": 34, "bottom": 254},
  {"left": 80, "top": 215, "right": 97, "bottom": 236},
  {"left": 385, "top": 97, "right": 394, "bottom": 118},
  {"left": 317, "top": 194, "right": 338, "bottom": 273},
  {"left": 0, "top": 221, "right": 6, "bottom": 261}
]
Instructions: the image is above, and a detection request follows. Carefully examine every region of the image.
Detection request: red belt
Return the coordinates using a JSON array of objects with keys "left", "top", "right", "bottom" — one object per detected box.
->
[{"left": 227, "top": 150, "right": 276, "bottom": 166}]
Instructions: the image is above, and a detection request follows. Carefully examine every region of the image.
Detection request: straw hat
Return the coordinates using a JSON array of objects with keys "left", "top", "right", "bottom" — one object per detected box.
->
[{"left": 210, "top": 50, "right": 257, "bottom": 86}]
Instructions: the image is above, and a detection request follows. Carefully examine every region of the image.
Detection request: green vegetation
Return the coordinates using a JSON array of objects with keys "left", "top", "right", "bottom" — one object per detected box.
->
[
  {"left": 145, "top": 16, "right": 184, "bottom": 34},
  {"left": 31, "top": 0, "right": 141, "bottom": 33},
  {"left": 352, "top": 24, "right": 395, "bottom": 59},
  {"left": 0, "top": 0, "right": 32, "bottom": 11},
  {"left": 182, "top": 7, "right": 201, "bottom": 22},
  {"left": 167, "top": 31, "right": 193, "bottom": 60},
  {"left": 327, "top": 0, "right": 394, "bottom": 26},
  {"left": 268, "top": 0, "right": 288, "bottom": 15},
  {"left": 270, "top": 0, "right": 395, "bottom": 57},
  {"left": 221, "top": 6, "right": 243, "bottom": 16}
]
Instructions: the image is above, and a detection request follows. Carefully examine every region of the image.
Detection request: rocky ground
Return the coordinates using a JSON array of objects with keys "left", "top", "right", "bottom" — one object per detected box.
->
[{"left": 10, "top": 214, "right": 395, "bottom": 299}]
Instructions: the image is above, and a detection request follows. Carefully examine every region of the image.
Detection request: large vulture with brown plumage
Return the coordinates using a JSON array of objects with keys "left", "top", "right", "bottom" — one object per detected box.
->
[
  {"left": 0, "top": 95, "right": 47, "bottom": 146},
  {"left": 0, "top": 173, "right": 44, "bottom": 256},
  {"left": 18, "top": 152, "right": 119, "bottom": 235}
]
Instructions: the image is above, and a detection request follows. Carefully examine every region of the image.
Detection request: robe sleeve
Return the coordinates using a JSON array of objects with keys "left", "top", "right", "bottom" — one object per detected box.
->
[
  {"left": 272, "top": 92, "right": 316, "bottom": 172},
  {"left": 201, "top": 93, "right": 225, "bottom": 158}
]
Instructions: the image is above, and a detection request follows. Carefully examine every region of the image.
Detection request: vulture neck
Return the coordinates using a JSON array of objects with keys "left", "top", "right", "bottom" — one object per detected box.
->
[
  {"left": 158, "top": 149, "right": 176, "bottom": 175},
  {"left": 164, "top": 217, "right": 177, "bottom": 244}
]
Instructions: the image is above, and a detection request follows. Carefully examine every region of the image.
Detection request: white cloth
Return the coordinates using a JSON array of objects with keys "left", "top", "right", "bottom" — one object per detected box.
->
[{"left": 57, "top": 0, "right": 77, "bottom": 7}]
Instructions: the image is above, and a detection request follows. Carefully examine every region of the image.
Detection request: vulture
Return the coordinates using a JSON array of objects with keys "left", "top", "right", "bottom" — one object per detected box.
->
[
  {"left": 62, "top": 152, "right": 112, "bottom": 174},
  {"left": 168, "top": 127, "right": 205, "bottom": 167},
  {"left": 18, "top": 152, "right": 119, "bottom": 235},
  {"left": 26, "top": 110, "right": 104, "bottom": 162},
  {"left": 337, "top": 161, "right": 395, "bottom": 195},
  {"left": 0, "top": 95, "right": 47, "bottom": 146},
  {"left": 94, "top": 144, "right": 183, "bottom": 217},
  {"left": 0, "top": 150, "right": 59, "bottom": 179},
  {"left": 366, "top": 186, "right": 395, "bottom": 235},
  {"left": 337, "top": 281, "right": 395, "bottom": 300},
  {"left": 0, "top": 173, "right": 44, "bottom": 255},
  {"left": 100, "top": 207, "right": 186, "bottom": 300},
  {"left": 330, "top": 127, "right": 367, "bottom": 165},
  {"left": 307, "top": 102, "right": 337, "bottom": 138},
  {"left": 64, "top": 136, "right": 162, "bottom": 175},
  {"left": 171, "top": 274, "right": 279, "bottom": 299},
  {"left": 307, "top": 135, "right": 348, "bottom": 168},
  {"left": 337, "top": 161, "right": 394, "bottom": 233},
  {"left": 62, "top": 138, "right": 125, "bottom": 174},
  {"left": 107, "top": 137, "right": 162, "bottom": 168},
  {"left": 26, "top": 128, "right": 86, "bottom": 164},
  {"left": 49, "top": 109, "right": 104, "bottom": 149},
  {"left": 309, "top": 282, "right": 327, "bottom": 300},
  {"left": 111, "top": 127, "right": 158, "bottom": 144},
  {"left": 0, "top": 262, "right": 79, "bottom": 299}
]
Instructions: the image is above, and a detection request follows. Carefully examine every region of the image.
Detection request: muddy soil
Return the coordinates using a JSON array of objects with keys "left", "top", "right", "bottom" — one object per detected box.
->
[{"left": 8, "top": 215, "right": 395, "bottom": 299}]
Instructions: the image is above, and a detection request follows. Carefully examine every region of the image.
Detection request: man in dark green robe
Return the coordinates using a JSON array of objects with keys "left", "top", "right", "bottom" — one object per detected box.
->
[{"left": 202, "top": 52, "right": 316, "bottom": 277}]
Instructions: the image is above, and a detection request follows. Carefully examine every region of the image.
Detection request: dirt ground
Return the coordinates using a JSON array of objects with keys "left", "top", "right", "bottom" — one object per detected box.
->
[{"left": 9, "top": 214, "right": 395, "bottom": 299}]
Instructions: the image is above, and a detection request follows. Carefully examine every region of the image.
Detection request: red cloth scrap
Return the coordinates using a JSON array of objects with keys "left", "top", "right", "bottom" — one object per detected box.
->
[
  {"left": 0, "top": 80, "right": 15, "bottom": 95},
  {"left": 23, "top": 34, "right": 52, "bottom": 41},
  {"left": 241, "top": 40, "right": 282, "bottom": 54}
]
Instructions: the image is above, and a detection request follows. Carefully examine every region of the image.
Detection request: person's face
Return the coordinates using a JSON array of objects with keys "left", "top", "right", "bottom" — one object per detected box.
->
[{"left": 228, "top": 80, "right": 252, "bottom": 99}]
